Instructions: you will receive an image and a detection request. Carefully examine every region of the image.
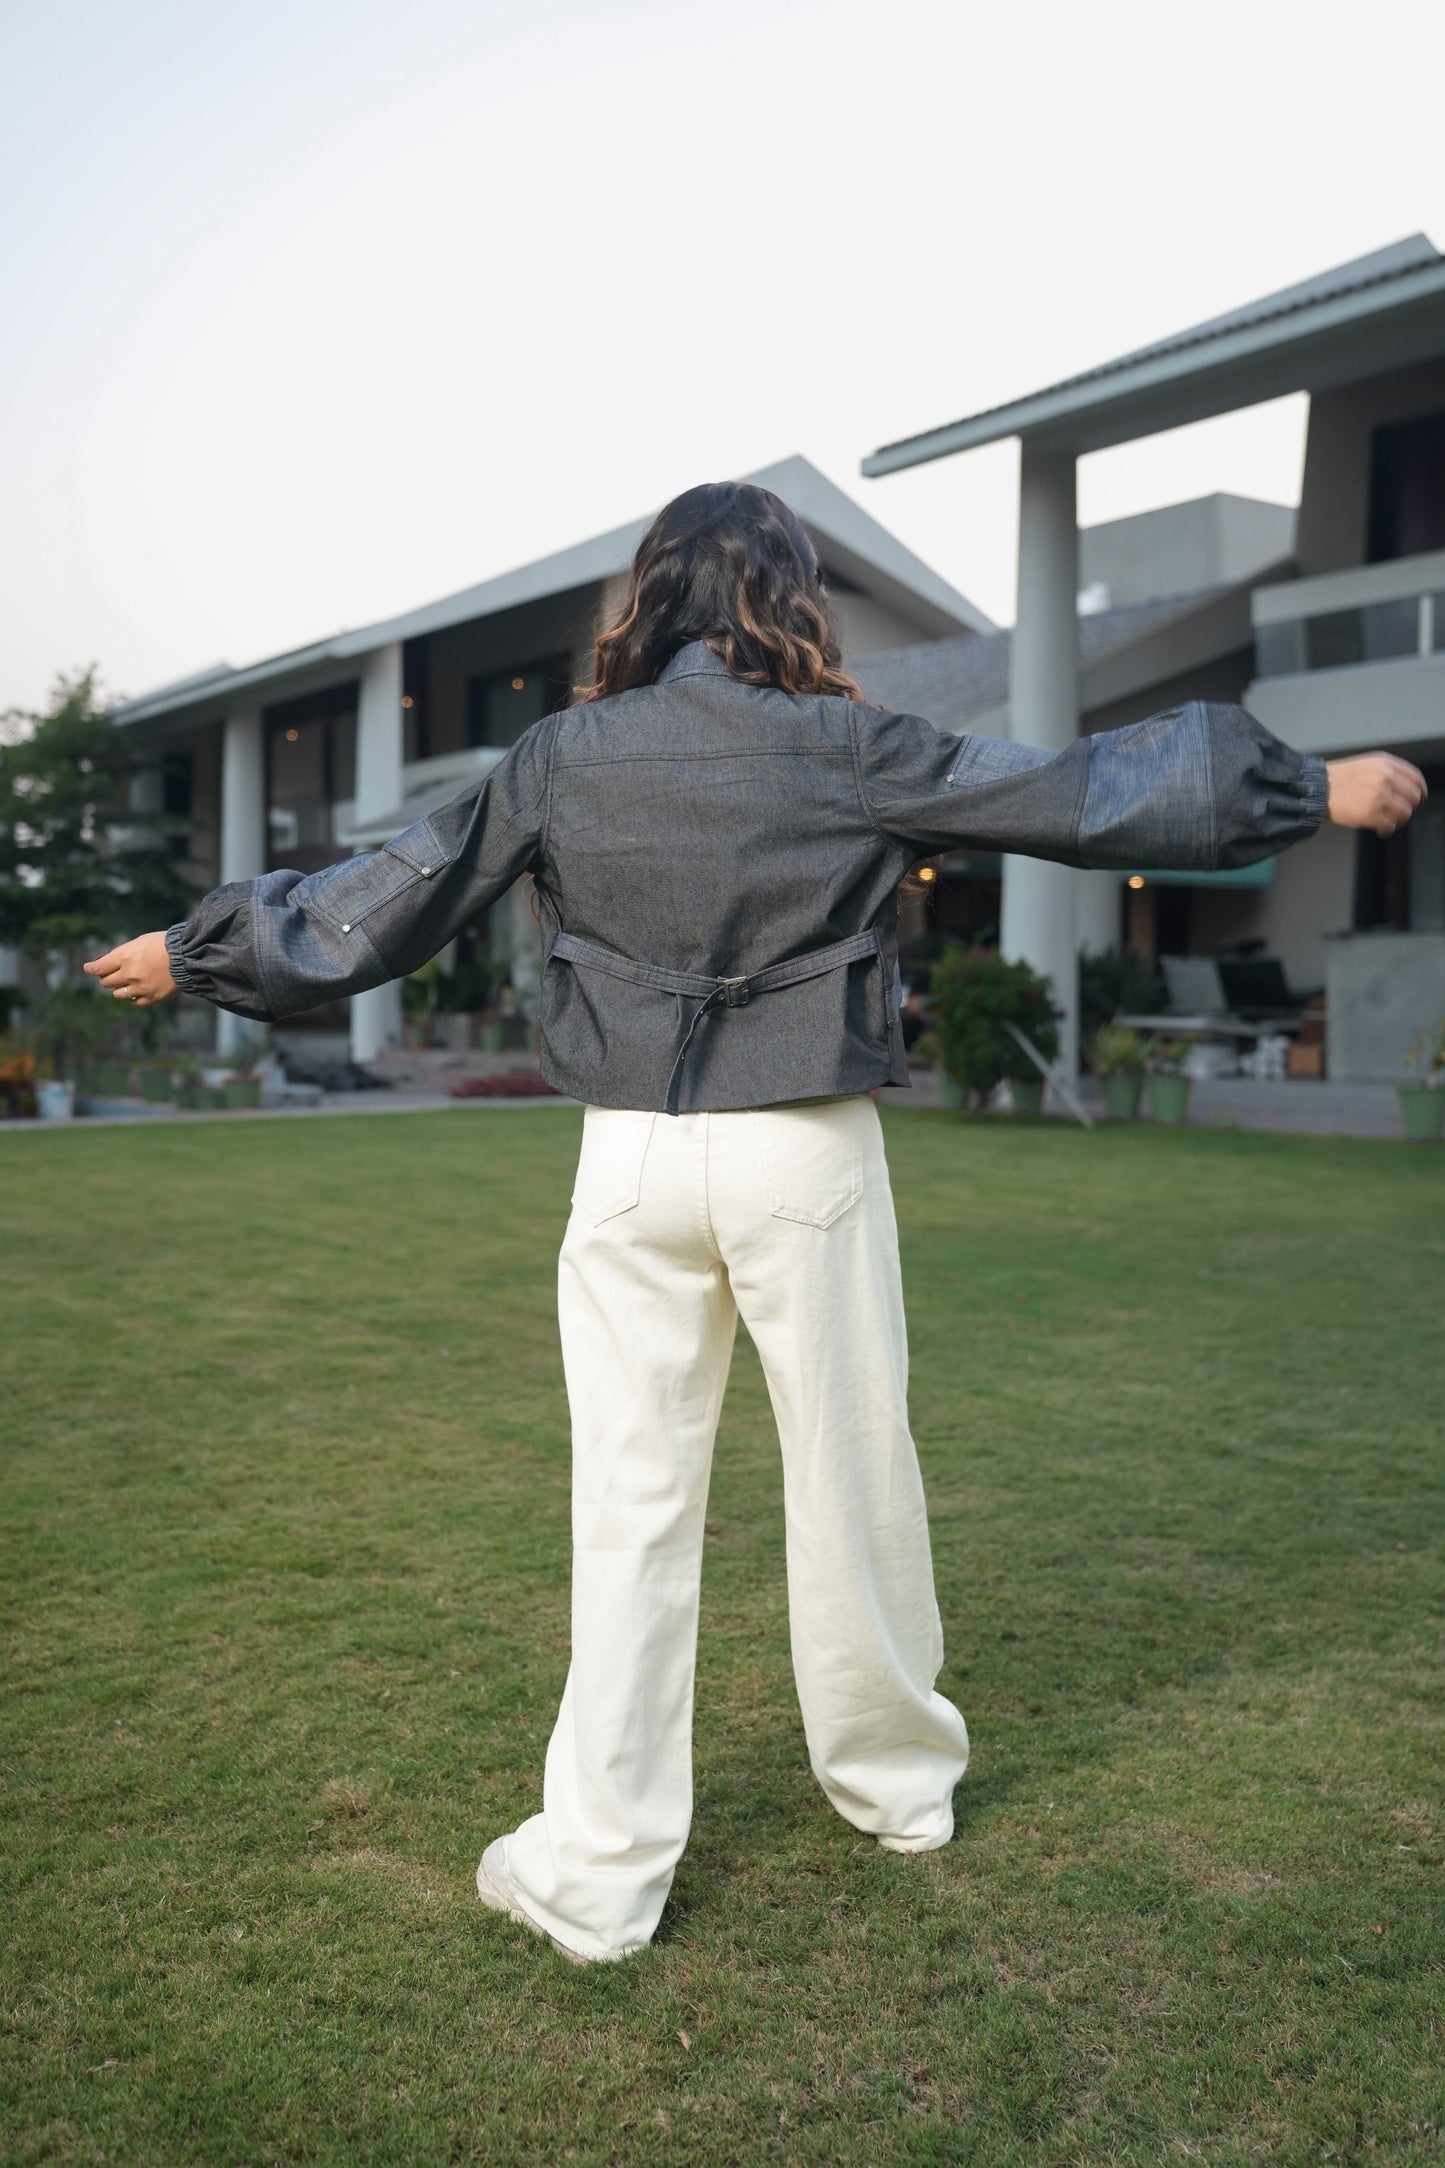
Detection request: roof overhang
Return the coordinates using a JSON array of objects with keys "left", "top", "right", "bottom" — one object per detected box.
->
[
  {"left": 110, "top": 455, "right": 992, "bottom": 734},
  {"left": 863, "top": 235, "right": 1445, "bottom": 471}
]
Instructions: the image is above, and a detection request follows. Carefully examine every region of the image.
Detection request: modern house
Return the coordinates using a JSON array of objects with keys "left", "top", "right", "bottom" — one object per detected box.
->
[
  {"left": 863, "top": 235, "right": 1445, "bottom": 1078},
  {"left": 109, "top": 456, "right": 991, "bottom": 1059}
]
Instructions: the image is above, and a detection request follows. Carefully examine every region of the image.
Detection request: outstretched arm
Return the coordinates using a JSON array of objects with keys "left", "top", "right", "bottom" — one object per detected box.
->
[
  {"left": 850, "top": 699, "right": 1425, "bottom": 870},
  {"left": 85, "top": 716, "right": 556, "bottom": 1017}
]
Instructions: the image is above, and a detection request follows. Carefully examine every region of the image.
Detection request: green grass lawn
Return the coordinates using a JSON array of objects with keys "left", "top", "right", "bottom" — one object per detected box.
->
[{"left": 2, "top": 1106, "right": 1442, "bottom": 2166}]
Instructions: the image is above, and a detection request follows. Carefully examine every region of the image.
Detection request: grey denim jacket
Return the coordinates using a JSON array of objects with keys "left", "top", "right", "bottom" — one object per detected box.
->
[{"left": 167, "top": 641, "right": 1328, "bottom": 1112}]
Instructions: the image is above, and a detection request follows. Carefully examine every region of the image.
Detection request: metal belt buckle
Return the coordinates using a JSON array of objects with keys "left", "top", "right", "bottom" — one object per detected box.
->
[{"left": 719, "top": 975, "right": 751, "bottom": 1008}]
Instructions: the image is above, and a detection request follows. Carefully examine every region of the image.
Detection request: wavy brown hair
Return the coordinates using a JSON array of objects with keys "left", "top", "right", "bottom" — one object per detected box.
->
[{"left": 575, "top": 481, "right": 863, "bottom": 704}]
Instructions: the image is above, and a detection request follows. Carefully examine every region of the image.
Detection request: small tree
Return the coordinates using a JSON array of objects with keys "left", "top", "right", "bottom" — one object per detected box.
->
[
  {"left": 929, "top": 946, "right": 1060, "bottom": 1110},
  {"left": 0, "top": 669, "right": 193, "bottom": 973}
]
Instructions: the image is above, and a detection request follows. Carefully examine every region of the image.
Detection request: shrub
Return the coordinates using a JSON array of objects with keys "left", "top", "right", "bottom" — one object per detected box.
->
[
  {"left": 1079, "top": 946, "right": 1165, "bottom": 1049},
  {"left": 929, "top": 946, "right": 1059, "bottom": 1110},
  {"left": 1088, "top": 1019, "right": 1151, "bottom": 1077}
]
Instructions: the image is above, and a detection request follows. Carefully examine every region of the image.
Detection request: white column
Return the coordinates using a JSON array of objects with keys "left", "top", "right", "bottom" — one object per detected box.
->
[
  {"left": 350, "top": 642, "right": 405, "bottom": 1064},
  {"left": 1076, "top": 869, "right": 1121, "bottom": 961},
  {"left": 217, "top": 709, "right": 266, "bottom": 1057},
  {"left": 1000, "top": 443, "right": 1080, "bottom": 1078}
]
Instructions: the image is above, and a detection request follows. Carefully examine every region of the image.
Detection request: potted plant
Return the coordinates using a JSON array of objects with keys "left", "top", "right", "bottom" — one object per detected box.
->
[
  {"left": 172, "top": 1051, "right": 223, "bottom": 1111},
  {"left": 913, "top": 1029, "right": 963, "bottom": 1108},
  {"left": 1397, "top": 1020, "right": 1445, "bottom": 1142},
  {"left": 403, "top": 958, "right": 440, "bottom": 1049},
  {"left": 484, "top": 978, "right": 520, "bottom": 1055},
  {"left": 220, "top": 1062, "right": 262, "bottom": 1110},
  {"left": 436, "top": 961, "right": 496, "bottom": 1053},
  {"left": 208, "top": 1046, "right": 264, "bottom": 1109},
  {"left": 138, "top": 1061, "right": 175, "bottom": 1104},
  {"left": 1088, "top": 1018, "right": 1150, "bottom": 1120},
  {"left": 1145, "top": 1035, "right": 1195, "bottom": 1124},
  {"left": 27, "top": 985, "right": 116, "bottom": 1119},
  {"left": 928, "top": 947, "right": 1060, "bottom": 1115},
  {"left": 0, "top": 1045, "right": 38, "bottom": 1120}
]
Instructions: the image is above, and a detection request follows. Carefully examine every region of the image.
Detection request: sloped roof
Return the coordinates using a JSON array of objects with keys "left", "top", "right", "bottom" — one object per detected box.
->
[
  {"left": 111, "top": 455, "right": 991, "bottom": 728},
  {"left": 863, "top": 235, "right": 1445, "bottom": 470},
  {"left": 855, "top": 585, "right": 1240, "bottom": 733}
]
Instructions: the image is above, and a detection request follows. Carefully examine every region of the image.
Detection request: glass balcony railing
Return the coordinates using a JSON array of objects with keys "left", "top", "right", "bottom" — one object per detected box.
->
[{"left": 1252, "top": 553, "right": 1445, "bottom": 679}]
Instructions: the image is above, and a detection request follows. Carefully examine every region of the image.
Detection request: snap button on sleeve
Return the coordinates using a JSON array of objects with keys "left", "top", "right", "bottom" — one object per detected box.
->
[{"left": 341, "top": 922, "right": 351, "bottom": 933}]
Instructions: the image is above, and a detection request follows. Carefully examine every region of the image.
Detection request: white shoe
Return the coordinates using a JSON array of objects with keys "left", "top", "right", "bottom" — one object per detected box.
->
[{"left": 475, "top": 1839, "right": 592, "bottom": 1965}]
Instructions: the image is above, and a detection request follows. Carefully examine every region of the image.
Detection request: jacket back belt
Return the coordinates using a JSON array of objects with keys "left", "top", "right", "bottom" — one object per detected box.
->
[{"left": 549, "top": 929, "right": 884, "bottom": 1115}]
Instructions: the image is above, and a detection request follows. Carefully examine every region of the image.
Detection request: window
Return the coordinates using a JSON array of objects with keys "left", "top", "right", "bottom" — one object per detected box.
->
[
  {"left": 465, "top": 657, "right": 569, "bottom": 749},
  {"left": 1257, "top": 597, "right": 1425, "bottom": 678},
  {"left": 1367, "top": 411, "right": 1445, "bottom": 562},
  {"left": 162, "top": 750, "right": 193, "bottom": 860},
  {"left": 162, "top": 750, "right": 193, "bottom": 817},
  {"left": 263, "top": 686, "right": 358, "bottom": 874}
]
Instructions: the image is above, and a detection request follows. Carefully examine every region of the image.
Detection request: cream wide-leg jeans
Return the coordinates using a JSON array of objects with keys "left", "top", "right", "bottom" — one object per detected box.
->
[{"left": 496, "top": 1094, "right": 969, "bottom": 1960}]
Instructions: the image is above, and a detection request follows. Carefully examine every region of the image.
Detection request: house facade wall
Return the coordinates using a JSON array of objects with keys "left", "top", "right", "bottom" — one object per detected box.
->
[
  {"left": 1295, "top": 356, "right": 1445, "bottom": 575},
  {"left": 421, "top": 583, "right": 604, "bottom": 759},
  {"left": 831, "top": 589, "right": 945, "bottom": 659}
]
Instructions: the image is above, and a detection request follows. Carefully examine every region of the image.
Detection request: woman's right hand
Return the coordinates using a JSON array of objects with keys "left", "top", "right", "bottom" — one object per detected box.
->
[{"left": 1326, "top": 753, "right": 1427, "bottom": 835}]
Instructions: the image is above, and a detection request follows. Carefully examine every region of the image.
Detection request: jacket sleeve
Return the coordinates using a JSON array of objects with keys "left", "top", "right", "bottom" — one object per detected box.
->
[
  {"left": 165, "top": 716, "right": 555, "bottom": 1020},
  {"left": 850, "top": 699, "right": 1329, "bottom": 872}
]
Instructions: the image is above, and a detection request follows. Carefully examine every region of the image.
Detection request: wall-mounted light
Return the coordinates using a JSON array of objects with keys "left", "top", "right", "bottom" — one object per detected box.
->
[
  {"left": 401, "top": 694, "right": 414, "bottom": 709},
  {"left": 285, "top": 727, "right": 299, "bottom": 742},
  {"left": 1127, "top": 875, "right": 1145, "bottom": 890},
  {"left": 917, "top": 865, "right": 937, "bottom": 883},
  {"left": 511, "top": 676, "right": 526, "bottom": 691}
]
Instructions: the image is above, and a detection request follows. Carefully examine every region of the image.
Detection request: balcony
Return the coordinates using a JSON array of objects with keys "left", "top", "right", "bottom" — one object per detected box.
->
[{"left": 1244, "top": 548, "right": 1445, "bottom": 755}]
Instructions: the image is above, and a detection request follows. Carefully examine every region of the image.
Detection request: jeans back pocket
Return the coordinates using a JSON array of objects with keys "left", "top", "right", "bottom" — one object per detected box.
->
[
  {"left": 570, "top": 1109, "right": 658, "bottom": 1226},
  {"left": 757, "top": 1099, "right": 867, "bottom": 1229}
]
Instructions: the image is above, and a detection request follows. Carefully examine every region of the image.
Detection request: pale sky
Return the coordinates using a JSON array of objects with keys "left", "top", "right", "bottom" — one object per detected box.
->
[{"left": 3, "top": 0, "right": 1442, "bottom": 714}]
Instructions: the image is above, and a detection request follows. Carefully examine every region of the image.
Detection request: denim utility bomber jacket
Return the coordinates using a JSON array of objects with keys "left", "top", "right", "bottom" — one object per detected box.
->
[{"left": 167, "top": 640, "right": 1329, "bottom": 1113}]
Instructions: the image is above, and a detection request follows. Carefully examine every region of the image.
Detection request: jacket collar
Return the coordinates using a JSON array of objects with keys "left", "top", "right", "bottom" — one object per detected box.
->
[{"left": 656, "top": 640, "right": 735, "bottom": 685}]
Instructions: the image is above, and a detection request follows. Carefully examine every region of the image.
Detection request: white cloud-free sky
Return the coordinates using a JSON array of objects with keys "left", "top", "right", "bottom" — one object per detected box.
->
[{"left": 2, "top": 0, "right": 1442, "bottom": 713}]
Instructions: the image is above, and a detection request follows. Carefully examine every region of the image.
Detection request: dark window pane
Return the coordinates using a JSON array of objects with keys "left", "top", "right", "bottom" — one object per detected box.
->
[
  {"left": 269, "top": 719, "right": 331, "bottom": 856},
  {"left": 1255, "top": 620, "right": 1304, "bottom": 677},
  {"left": 162, "top": 750, "right": 193, "bottom": 816},
  {"left": 331, "top": 712, "right": 356, "bottom": 803},
  {"left": 1367, "top": 410, "right": 1445, "bottom": 561},
  {"left": 1304, "top": 610, "right": 1364, "bottom": 671},
  {"left": 466, "top": 667, "right": 551, "bottom": 749},
  {"left": 1361, "top": 596, "right": 1419, "bottom": 661}
]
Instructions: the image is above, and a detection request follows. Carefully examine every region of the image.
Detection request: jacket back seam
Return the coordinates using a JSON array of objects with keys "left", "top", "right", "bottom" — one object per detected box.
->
[
  {"left": 553, "top": 748, "right": 854, "bottom": 771},
  {"left": 1066, "top": 738, "right": 1091, "bottom": 861}
]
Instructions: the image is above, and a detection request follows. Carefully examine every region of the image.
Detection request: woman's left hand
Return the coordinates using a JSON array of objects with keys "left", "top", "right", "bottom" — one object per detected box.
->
[{"left": 83, "top": 931, "right": 177, "bottom": 1007}]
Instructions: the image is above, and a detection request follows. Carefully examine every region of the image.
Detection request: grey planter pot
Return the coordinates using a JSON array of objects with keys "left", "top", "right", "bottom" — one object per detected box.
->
[
  {"left": 1145, "top": 1073, "right": 1193, "bottom": 1124},
  {"left": 1396, "top": 1083, "right": 1445, "bottom": 1141},
  {"left": 1101, "top": 1073, "right": 1144, "bottom": 1121}
]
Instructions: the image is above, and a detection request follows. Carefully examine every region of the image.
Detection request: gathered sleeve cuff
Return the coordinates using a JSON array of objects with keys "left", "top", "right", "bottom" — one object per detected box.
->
[{"left": 165, "top": 883, "right": 277, "bottom": 1021}]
